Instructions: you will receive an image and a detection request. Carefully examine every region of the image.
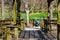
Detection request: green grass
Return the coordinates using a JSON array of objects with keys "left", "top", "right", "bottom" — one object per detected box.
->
[
  {"left": 21, "top": 12, "right": 48, "bottom": 20},
  {"left": 0, "top": 12, "right": 48, "bottom": 20},
  {"left": 0, "top": 12, "right": 57, "bottom": 21}
]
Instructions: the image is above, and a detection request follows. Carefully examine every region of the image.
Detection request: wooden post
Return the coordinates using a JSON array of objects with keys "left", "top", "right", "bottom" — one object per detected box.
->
[
  {"left": 57, "top": 3, "right": 60, "bottom": 24},
  {"left": 57, "top": 2, "right": 60, "bottom": 40},
  {"left": 12, "top": 0, "right": 17, "bottom": 24},
  {"left": 6, "top": 25, "right": 18, "bottom": 40},
  {"left": 47, "top": 0, "right": 53, "bottom": 34},
  {"left": 50, "top": 3, "right": 53, "bottom": 19},
  {"left": 14, "top": 28, "right": 18, "bottom": 40},
  {"left": 49, "top": 3, "right": 53, "bottom": 34},
  {"left": 6, "top": 28, "right": 12, "bottom": 40}
]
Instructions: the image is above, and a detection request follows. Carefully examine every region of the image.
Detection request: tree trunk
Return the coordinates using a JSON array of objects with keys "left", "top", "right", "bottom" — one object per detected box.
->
[
  {"left": 41, "top": 0, "right": 44, "bottom": 12},
  {"left": 50, "top": 4, "right": 53, "bottom": 19},
  {"left": 25, "top": 3, "right": 30, "bottom": 27},
  {"left": 1, "top": 0, "right": 5, "bottom": 20},
  {"left": 26, "top": 10, "right": 29, "bottom": 27}
]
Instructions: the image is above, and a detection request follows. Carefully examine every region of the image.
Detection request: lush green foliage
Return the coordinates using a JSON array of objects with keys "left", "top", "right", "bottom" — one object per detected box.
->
[
  {"left": 21, "top": 12, "right": 48, "bottom": 20},
  {"left": 0, "top": 12, "right": 11, "bottom": 20},
  {"left": 0, "top": 11, "right": 57, "bottom": 21},
  {"left": 52, "top": 11, "right": 57, "bottom": 18}
]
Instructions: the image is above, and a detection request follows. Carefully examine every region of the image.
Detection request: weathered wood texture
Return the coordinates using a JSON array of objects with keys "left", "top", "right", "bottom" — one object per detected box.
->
[{"left": 19, "top": 30, "right": 57, "bottom": 40}]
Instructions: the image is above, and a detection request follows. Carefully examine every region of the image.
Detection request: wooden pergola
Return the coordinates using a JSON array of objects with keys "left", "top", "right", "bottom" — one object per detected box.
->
[{"left": 0, "top": 0, "right": 58, "bottom": 40}]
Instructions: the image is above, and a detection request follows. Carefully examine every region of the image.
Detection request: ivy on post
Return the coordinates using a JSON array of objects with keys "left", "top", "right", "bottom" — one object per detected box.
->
[
  {"left": 6, "top": 28, "right": 12, "bottom": 40},
  {"left": 12, "top": 0, "right": 17, "bottom": 24}
]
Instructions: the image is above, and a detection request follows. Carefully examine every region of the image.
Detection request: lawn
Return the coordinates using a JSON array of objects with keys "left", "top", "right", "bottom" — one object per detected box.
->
[
  {"left": 21, "top": 12, "right": 48, "bottom": 20},
  {"left": 0, "top": 12, "right": 57, "bottom": 21}
]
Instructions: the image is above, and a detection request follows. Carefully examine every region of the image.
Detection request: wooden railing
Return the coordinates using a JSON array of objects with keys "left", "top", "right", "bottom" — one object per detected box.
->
[
  {"left": 0, "top": 20, "right": 20, "bottom": 40},
  {"left": 6, "top": 24, "right": 18, "bottom": 40},
  {"left": 43, "top": 19, "right": 57, "bottom": 33}
]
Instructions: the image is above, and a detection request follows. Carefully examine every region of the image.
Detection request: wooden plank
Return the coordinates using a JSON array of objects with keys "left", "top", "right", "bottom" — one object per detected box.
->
[
  {"left": 34, "top": 31, "right": 40, "bottom": 38},
  {"left": 18, "top": 38, "right": 45, "bottom": 40},
  {"left": 41, "top": 31, "right": 49, "bottom": 40},
  {"left": 7, "top": 24, "right": 18, "bottom": 28},
  {"left": 46, "top": 34, "right": 57, "bottom": 40},
  {"left": 30, "top": 31, "right": 34, "bottom": 38},
  {"left": 46, "top": 34, "right": 56, "bottom": 40},
  {"left": 19, "top": 30, "right": 26, "bottom": 38},
  {"left": 37, "top": 31, "right": 45, "bottom": 39},
  {"left": 41, "top": 32, "right": 57, "bottom": 40},
  {"left": 24, "top": 31, "right": 30, "bottom": 38},
  {"left": 19, "top": 30, "right": 57, "bottom": 40},
  {"left": 47, "top": 34, "right": 53, "bottom": 40},
  {"left": 50, "top": 34, "right": 57, "bottom": 39}
]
